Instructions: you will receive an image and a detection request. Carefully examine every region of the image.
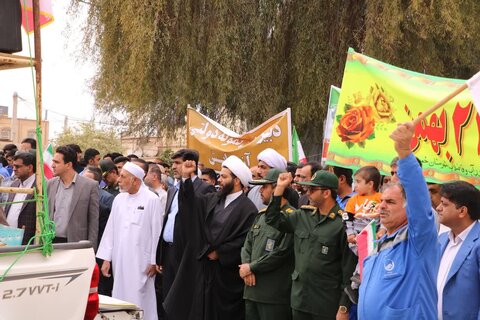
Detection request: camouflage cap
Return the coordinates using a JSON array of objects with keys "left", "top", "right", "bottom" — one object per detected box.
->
[
  {"left": 249, "top": 168, "right": 286, "bottom": 185},
  {"left": 297, "top": 170, "right": 338, "bottom": 189}
]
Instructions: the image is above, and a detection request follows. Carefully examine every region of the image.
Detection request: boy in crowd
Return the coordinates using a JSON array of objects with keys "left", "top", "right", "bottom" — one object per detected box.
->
[
  {"left": 344, "top": 166, "right": 383, "bottom": 247},
  {"left": 343, "top": 166, "right": 383, "bottom": 304}
]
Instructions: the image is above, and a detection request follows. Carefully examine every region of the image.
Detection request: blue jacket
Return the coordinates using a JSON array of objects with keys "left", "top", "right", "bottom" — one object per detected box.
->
[
  {"left": 358, "top": 153, "right": 440, "bottom": 319},
  {"left": 439, "top": 221, "right": 480, "bottom": 320}
]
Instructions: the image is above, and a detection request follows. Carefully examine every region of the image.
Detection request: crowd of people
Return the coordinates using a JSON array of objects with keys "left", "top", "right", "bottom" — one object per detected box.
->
[{"left": 0, "top": 122, "right": 479, "bottom": 320}]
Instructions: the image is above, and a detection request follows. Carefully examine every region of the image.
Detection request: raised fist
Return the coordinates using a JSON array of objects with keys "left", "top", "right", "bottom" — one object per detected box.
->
[{"left": 182, "top": 160, "right": 197, "bottom": 178}]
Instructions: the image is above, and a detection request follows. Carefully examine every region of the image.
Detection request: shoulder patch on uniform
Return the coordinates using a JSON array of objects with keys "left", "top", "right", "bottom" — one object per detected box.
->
[
  {"left": 301, "top": 205, "right": 317, "bottom": 211},
  {"left": 253, "top": 224, "right": 261, "bottom": 229},
  {"left": 337, "top": 209, "right": 344, "bottom": 217},
  {"left": 284, "top": 208, "right": 295, "bottom": 214},
  {"left": 329, "top": 212, "right": 336, "bottom": 220}
]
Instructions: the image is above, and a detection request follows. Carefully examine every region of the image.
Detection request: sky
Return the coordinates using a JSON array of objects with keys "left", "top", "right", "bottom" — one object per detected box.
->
[{"left": 0, "top": 1, "right": 96, "bottom": 141}]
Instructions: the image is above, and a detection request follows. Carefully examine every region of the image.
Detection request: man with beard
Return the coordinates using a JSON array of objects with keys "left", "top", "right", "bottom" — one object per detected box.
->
[
  {"left": 165, "top": 156, "right": 257, "bottom": 320},
  {"left": 240, "top": 169, "right": 295, "bottom": 320},
  {"left": 97, "top": 162, "right": 162, "bottom": 320},
  {"left": 297, "top": 162, "right": 322, "bottom": 207}
]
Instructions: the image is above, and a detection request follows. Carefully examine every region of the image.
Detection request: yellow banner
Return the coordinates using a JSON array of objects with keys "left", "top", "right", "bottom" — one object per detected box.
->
[
  {"left": 187, "top": 108, "right": 292, "bottom": 171},
  {"left": 327, "top": 49, "right": 480, "bottom": 187}
]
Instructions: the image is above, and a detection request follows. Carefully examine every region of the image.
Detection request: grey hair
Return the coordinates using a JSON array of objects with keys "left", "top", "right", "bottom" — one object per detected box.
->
[
  {"left": 381, "top": 182, "right": 407, "bottom": 207},
  {"left": 160, "top": 173, "right": 169, "bottom": 186}
]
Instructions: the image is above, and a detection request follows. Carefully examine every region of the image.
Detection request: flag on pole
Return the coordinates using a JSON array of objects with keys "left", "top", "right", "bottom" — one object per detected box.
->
[
  {"left": 467, "top": 71, "right": 480, "bottom": 114},
  {"left": 21, "top": 0, "right": 54, "bottom": 34},
  {"left": 356, "top": 220, "right": 377, "bottom": 279},
  {"left": 43, "top": 143, "right": 54, "bottom": 179},
  {"left": 322, "top": 86, "right": 341, "bottom": 166},
  {"left": 292, "top": 126, "right": 307, "bottom": 164}
]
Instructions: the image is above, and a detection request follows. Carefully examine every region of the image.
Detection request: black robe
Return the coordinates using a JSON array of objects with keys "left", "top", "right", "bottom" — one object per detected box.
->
[{"left": 164, "top": 178, "right": 257, "bottom": 320}]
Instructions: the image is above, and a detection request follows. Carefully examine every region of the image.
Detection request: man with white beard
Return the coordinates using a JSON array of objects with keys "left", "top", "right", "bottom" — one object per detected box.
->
[{"left": 97, "top": 161, "right": 163, "bottom": 320}]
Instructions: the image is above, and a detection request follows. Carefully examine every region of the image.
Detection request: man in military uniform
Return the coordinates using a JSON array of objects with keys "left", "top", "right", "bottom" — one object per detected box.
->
[
  {"left": 266, "top": 170, "right": 357, "bottom": 320},
  {"left": 240, "top": 169, "right": 295, "bottom": 320}
]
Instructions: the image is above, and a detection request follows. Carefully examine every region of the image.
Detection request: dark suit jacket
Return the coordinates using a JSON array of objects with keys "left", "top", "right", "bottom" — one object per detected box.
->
[
  {"left": 4, "top": 178, "right": 36, "bottom": 245},
  {"left": 47, "top": 174, "right": 100, "bottom": 250},
  {"left": 156, "top": 177, "right": 215, "bottom": 264}
]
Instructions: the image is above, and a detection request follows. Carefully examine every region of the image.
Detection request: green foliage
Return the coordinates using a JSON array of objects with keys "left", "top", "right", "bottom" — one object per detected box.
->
[
  {"left": 69, "top": 0, "right": 480, "bottom": 159},
  {"left": 158, "top": 148, "right": 174, "bottom": 166},
  {"left": 53, "top": 122, "right": 123, "bottom": 156}
]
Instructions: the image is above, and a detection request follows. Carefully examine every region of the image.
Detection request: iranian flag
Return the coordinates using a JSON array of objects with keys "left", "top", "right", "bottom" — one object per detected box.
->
[
  {"left": 357, "top": 220, "right": 377, "bottom": 279},
  {"left": 292, "top": 126, "right": 307, "bottom": 164},
  {"left": 43, "top": 144, "right": 54, "bottom": 179},
  {"left": 467, "top": 70, "right": 480, "bottom": 114}
]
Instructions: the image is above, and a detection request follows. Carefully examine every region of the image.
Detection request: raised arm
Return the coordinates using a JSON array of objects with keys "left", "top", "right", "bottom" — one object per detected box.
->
[
  {"left": 390, "top": 122, "right": 436, "bottom": 253},
  {"left": 265, "top": 173, "right": 297, "bottom": 233}
]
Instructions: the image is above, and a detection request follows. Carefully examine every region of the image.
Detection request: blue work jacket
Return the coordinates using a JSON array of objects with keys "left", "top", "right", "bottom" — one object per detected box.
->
[{"left": 358, "top": 153, "right": 440, "bottom": 319}]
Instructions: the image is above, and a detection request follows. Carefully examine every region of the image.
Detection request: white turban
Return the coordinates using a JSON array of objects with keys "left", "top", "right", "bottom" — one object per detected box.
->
[
  {"left": 122, "top": 161, "right": 145, "bottom": 181},
  {"left": 257, "top": 148, "right": 287, "bottom": 170},
  {"left": 222, "top": 156, "right": 252, "bottom": 188}
]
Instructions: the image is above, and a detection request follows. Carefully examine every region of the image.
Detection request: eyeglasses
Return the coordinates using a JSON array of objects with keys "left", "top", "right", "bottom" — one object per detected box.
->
[{"left": 390, "top": 171, "right": 398, "bottom": 176}]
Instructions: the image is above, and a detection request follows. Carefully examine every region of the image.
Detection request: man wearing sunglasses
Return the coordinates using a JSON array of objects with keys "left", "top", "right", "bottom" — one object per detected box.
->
[{"left": 265, "top": 170, "right": 356, "bottom": 320}]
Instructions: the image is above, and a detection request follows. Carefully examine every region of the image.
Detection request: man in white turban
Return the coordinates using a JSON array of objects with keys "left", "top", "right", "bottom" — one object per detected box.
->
[
  {"left": 248, "top": 148, "right": 288, "bottom": 210},
  {"left": 97, "top": 161, "right": 163, "bottom": 320},
  {"left": 164, "top": 155, "right": 257, "bottom": 320}
]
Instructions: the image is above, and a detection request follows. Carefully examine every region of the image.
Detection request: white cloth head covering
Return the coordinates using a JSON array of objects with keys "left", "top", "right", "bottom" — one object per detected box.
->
[
  {"left": 257, "top": 148, "right": 287, "bottom": 170},
  {"left": 222, "top": 155, "right": 252, "bottom": 188},
  {"left": 122, "top": 161, "right": 145, "bottom": 180}
]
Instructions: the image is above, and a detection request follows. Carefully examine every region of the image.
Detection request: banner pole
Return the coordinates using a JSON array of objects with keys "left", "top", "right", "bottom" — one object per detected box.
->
[
  {"left": 412, "top": 83, "right": 468, "bottom": 126},
  {"left": 186, "top": 107, "right": 190, "bottom": 148}
]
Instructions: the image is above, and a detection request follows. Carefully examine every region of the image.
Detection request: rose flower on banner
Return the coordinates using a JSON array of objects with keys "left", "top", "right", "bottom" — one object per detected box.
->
[{"left": 336, "top": 84, "right": 395, "bottom": 148}]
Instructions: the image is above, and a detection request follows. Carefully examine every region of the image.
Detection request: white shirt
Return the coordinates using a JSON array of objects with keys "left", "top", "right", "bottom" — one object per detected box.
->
[
  {"left": 437, "top": 222, "right": 476, "bottom": 320},
  {"left": 163, "top": 178, "right": 184, "bottom": 243},
  {"left": 97, "top": 185, "right": 162, "bottom": 320},
  {"left": 225, "top": 190, "right": 243, "bottom": 208},
  {"left": 6, "top": 174, "right": 35, "bottom": 228}
]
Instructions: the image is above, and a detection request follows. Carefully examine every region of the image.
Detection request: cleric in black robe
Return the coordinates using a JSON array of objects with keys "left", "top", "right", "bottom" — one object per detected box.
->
[{"left": 163, "top": 155, "right": 257, "bottom": 320}]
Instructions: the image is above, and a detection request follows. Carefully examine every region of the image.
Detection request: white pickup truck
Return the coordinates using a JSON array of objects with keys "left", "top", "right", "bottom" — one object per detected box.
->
[{"left": 0, "top": 242, "right": 95, "bottom": 320}]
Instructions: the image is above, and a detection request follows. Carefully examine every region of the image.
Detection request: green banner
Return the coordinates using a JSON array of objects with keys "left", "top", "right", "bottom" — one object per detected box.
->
[
  {"left": 326, "top": 48, "right": 480, "bottom": 187},
  {"left": 322, "top": 86, "right": 341, "bottom": 164}
]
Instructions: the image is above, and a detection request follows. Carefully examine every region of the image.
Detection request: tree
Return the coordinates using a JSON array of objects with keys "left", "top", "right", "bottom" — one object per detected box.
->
[
  {"left": 68, "top": 0, "right": 480, "bottom": 158},
  {"left": 53, "top": 122, "right": 123, "bottom": 156},
  {"left": 158, "top": 148, "right": 174, "bottom": 166}
]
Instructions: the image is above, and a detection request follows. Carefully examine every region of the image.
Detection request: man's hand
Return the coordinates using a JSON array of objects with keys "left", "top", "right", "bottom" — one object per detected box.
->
[
  {"left": 101, "top": 260, "right": 111, "bottom": 277},
  {"left": 347, "top": 234, "right": 357, "bottom": 244},
  {"left": 182, "top": 160, "right": 197, "bottom": 179},
  {"left": 389, "top": 122, "right": 414, "bottom": 159},
  {"left": 146, "top": 264, "right": 157, "bottom": 277},
  {"left": 207, "top": 250, "right": 219, "bottom": 261},
  {"left": 238, "top": 263, "right": 251, "bottom": 278},
  {"left": 336, "top": 310, "right": 349, "bottom": 320},
  {"left": 244, "top": 273, "right": 256, "bottom": 286},
  {"left": 156, "top": 265, "right": 163, "bottom": 274},
  {"left": 274, "top": 173, "right": 292, "bottom": 196}
]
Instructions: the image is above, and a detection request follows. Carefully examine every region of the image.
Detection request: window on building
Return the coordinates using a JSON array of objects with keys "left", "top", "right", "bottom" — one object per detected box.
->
[{"left": 0, "top": 128, "right": 11, "bottom": 140}]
